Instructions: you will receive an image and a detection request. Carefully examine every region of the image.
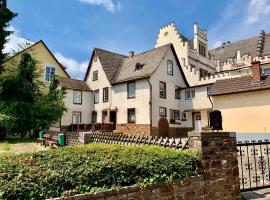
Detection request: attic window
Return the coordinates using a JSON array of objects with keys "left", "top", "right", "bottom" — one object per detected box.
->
[{"left": 135, "top": 63, "right": 144, "bottom": 71}]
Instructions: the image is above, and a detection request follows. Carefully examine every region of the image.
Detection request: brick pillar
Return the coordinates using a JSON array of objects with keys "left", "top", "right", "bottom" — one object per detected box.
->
[{"left": 188, "top": 132, "right": 240, "bottom": 200}]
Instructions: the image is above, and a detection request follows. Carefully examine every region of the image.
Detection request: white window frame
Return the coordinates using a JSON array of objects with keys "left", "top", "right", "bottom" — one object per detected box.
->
[
  {"left": 94, "top": 90, "right": 99, "bottom": 104},
  {"left": 167, "top": 60, "right": 173, "bottom": 76},
  {"left": 72, "top": 112, "right": 81, "bottom": 124},
  {"left": 45, "top": 65, "right": 56, "bottom": 82},
  {"left": 185, "top": 89, "right": 195, "bottom": 100},
  {"left": 73, "top": 90, "right": 82, "bottom": 104}
]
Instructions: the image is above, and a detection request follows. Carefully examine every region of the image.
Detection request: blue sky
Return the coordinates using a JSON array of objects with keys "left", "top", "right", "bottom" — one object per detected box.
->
[{"left": 4, "top": 0, "right": 270, "bottom": 79}]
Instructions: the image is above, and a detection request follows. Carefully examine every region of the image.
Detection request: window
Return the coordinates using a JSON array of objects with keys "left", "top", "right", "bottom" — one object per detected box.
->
[
  {"left": 199, "top": 43, "right": 206, "bottom": 57},
  {"left": 185, "top": 89, "right": 195, "bottom": 100},
  {"left": 175, "top": 87, "right": 181, "bottom": 99},
  {"left": 45, "top": 65, "right": 56, "bottom": 81},
  {"left": 181, "top": 112, "right": 187, "bottom": 121},
  {"left": 159, "top": 107, "right": 167, "bottom": 117},
  {"left": 73, "top": 90, "right": 82, "bottom": 104},
  {"left": 135, "top": 63, "right": 144, "bottom": 71},
  {"left": 127, "top": 81, "right": 135, "bottom": 98},
  {"left": 128, "top": 108, "right": 136, "bottom": 123},
  {"left": 159, "top": 82, "right": 166, "bottom": 98},
  {"left": 103, "top": 87, "right": 109, "bottom": 102},
  {"left": 93, "top": 70, "right": 98, "bottom": 81},
  {"left": 94, "top": 89, "right": 99, "bottom": 104},
  {"left": 72, "top": 112, "right": 81, "bottom": 124},
  {"left": 262, "top": 68, "right": 270, "bottom": 75},
  {"left": 92, "top": 111, "right": 97, "bottom": 123},
  {"left": 170, "top": 110, "right": 180, "bottom": 124},
  {"left": 167, "top": 60, "right": 173, "bottom": 75}
]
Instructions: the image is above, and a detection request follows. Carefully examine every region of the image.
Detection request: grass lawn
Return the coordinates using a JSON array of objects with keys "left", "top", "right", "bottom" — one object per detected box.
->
[{"left": 0, "top": 138, "right": 46, "bottom": 155}]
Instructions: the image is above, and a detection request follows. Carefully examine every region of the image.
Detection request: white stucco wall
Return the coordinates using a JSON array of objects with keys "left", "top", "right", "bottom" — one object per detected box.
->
[
  {"left": 180, "top": 85, "right": 212, "bottom": 128},
  {"left": 61, "top": 89, "right": 92, "bottom": 126},
  {"left": 111, "top": 80, "right": 150, "bottom": 124},
  {"left": 150, "top": 49, "right": 187, "bottom": 127},
  {"left": 85, "top": 55, "right": 150, "bottom": 124}
]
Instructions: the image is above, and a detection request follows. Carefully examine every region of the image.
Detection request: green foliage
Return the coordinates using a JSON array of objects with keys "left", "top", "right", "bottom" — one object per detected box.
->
[
  {"left": 0, "top": 144, "right": 201, "bottom": 200},
  {"left": 0, "top": 0, "right": 17, "bottom": 67},
  {"left": 0, "top": 53, "right": 66, "bottom": 137}
]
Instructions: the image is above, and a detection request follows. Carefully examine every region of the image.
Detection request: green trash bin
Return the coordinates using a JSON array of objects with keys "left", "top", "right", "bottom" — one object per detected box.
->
[
  {"left": 39, "top": 131, "right": 44, "bottom": 139},
  {"left": 58, "top": 134, "right": 65, "bottom": 146}
]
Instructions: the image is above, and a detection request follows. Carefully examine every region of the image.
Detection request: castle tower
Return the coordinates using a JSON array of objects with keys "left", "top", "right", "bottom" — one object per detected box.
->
[{"left": 193, "top": 23, "right": 208, "bottom": 58}]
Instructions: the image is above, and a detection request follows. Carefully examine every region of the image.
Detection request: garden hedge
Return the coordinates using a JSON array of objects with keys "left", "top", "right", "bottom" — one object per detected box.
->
[{"left": 0, "top": 143, "right": 201, "bottom": 200}]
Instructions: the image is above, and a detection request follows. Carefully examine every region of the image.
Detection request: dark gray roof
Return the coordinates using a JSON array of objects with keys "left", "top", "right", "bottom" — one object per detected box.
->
[
  {"left": 112, "top": 44, "right": 172, "bottom": 83},
  {"left": 95, "top": 48, "right": 127, "bottom": 83},
  {"left": 59, "top": 77, "right": 91, "bottom": 91},
  {"left": 209, "top": 32, "right": 270, "bottom": 62},
  {"left": 84, "top": 44, "right": 190, "bottom": 86},
  {"left": 211, "top": 75, "right": 270, "bottom": 96}
]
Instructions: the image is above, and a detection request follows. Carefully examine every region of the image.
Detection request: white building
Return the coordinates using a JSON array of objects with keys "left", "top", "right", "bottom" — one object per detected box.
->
[{"left": 59, "top": 23, "right": 270, "bottom": 136}]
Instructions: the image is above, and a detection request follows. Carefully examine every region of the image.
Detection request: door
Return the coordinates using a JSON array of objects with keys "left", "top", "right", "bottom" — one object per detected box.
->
[
  {"left": 193, "top": 113, "right": 201, "bottom": 132},
  {"left": 158, "top": 117, "right": 169, "bottom": 138},
  {"left": 110, "top": 111, "right": 117, "bottom": 130}
]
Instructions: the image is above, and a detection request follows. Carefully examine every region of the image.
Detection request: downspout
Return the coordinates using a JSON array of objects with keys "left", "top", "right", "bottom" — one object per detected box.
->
[{"left": 147, "top": 78, "right": 152, "bottom": 135}]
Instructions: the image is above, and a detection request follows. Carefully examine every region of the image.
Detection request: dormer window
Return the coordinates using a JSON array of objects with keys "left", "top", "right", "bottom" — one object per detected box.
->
[{"left": 135, "top": 63, "right": 144, "bottom": 71}]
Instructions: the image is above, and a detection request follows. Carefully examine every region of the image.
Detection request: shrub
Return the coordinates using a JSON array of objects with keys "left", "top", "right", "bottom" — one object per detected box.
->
[{"left": 0, "top": 143, "right": 201, "bottom": 199}]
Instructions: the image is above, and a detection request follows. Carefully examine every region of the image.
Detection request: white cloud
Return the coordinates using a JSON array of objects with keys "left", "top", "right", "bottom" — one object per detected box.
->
[
  {"left": 246, "top": 0, "right": 270, "bottom": 24},
  {"left": 3, "top": 26, "right": 33, "bottom": 54},
  {"left": 208, "top": 0, "right": 270, "bottom": 48},
  {"left": 79, "top": 0, "right": 121, "bottom": 12},
  {"left": 54, "top": 52, "right": 88, "bottom": 80}
]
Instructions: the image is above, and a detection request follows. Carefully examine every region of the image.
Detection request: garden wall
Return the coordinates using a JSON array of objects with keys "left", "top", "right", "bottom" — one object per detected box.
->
[{"left": 53, "top": 132, "right": 240, "bottom": 200}]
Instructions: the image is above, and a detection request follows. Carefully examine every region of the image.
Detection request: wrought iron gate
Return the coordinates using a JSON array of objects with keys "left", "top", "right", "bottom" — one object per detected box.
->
[{"left": 237, "top": 140, "right": 270, "bottom": 191}]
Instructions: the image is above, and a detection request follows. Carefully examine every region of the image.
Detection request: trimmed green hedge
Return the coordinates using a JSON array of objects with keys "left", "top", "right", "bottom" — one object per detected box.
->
[{"left": 0, "top": 144, "right": 201, "bottom": 199}]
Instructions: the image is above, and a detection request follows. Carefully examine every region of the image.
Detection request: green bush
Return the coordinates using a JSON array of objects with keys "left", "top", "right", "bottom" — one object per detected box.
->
[{"left": 0, "top": 144, "right": 201, "bottom": 199}]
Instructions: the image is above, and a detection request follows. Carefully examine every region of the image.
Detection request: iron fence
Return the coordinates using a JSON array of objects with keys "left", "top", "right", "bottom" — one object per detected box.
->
[{"left": 237, "top": 140, "right": 270, "bottom": 191}]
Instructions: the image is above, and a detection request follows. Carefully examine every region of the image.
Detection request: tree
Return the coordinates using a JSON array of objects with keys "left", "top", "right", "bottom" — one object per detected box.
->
[
  {"left": 0, "top": 0, "right": 17, "bottom": 67},
  {"left": 0, "top": 53, "right": 66, "bottom": 137}
]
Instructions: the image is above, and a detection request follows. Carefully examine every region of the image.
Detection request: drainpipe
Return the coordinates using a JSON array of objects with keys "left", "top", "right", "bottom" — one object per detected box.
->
[{"left": 147, "top": 78, "right": 152, "bottom": 135}]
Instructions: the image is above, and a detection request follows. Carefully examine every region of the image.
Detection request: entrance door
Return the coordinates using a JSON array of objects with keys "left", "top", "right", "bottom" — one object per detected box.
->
[
  {"left": 110, "top": 111, "right": 117, "bottom": 130},
  {"left": 158, "top": 117, "right": 169, "bottom": 138},
  {"left": 193, "top": 113, "right": 201, "bottom": 132}
]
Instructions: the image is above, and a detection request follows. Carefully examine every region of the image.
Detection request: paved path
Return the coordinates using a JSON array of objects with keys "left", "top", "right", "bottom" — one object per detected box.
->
[{"left": 242, "top": 189, "right": 270, "bottom": 200}]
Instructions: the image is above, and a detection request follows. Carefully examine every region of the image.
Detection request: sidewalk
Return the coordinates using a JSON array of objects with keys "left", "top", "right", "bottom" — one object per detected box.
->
[{"left": 242, "top": 189, "right": 270, "bottom": 200}]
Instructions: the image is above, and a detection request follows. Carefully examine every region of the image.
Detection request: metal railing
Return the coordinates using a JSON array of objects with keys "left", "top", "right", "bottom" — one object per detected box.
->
[{"left": 237, "top": 140, "right": 270, "bottom": 191}]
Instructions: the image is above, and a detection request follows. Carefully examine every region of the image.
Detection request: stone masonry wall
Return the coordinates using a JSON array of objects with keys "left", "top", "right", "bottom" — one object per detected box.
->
[
  {"left": 53, "top": 132, "right": 240, "bottom": 200},
  {"left": 116, "top": 124, "right": 151, "bottom": 136}
]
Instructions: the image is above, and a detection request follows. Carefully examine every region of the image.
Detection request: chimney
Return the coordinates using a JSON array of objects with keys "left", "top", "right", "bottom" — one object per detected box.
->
[
  {"left": 129, "top": 51, "right": 134, "bottom": 58},
  {"left": 251, "top": 61, "right": 261, "bottom": 82},
  {"left": 222, "top": 43, "right": 226, "bottom": 48}
]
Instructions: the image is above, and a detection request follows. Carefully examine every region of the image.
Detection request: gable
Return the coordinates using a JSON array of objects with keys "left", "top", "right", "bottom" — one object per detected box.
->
[{"left": 2, "top": 40, "right": 70, "bottom": 80}]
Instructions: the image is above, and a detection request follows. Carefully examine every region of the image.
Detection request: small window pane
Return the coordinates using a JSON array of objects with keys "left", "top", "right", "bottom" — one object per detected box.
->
[
  {"left": 128, "top": 108, "right": 136, "bottom": 123},
  {"left": 94, "top": 90, "right": 99, "bottom": 103},
  {"left": 45, "top": 65, "right": 56, "bottom": 81},
  {"left": 159, "top": 107, "right": 166, "bottom": 117},
  {"left": 159, "top": 82, "right": 166, "bottom": 98},
  {"left": 175, "top": 88, "right": 181, "bottom": 99},
  {"left": 128, "top": 82, "right": 135, "bottom": 98},
  {"left": 72, "top": 112, "right": 81, "bottom": 124},
  {"left": 103, "top": 88, "right": 109, "bottom": 102},
  {"left": 167, "top": 60, "right": 173, "bottom": 75},
  {"left": 93, "top": 71, "right": 98, "bottom": 81},
  {"left": 73, "top": 91, "right": 82, "bottom": 104}
]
